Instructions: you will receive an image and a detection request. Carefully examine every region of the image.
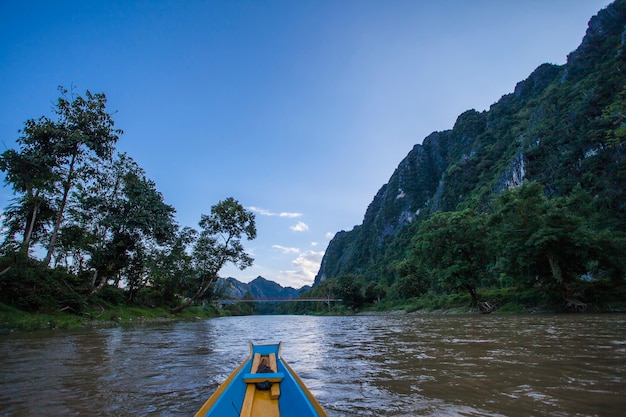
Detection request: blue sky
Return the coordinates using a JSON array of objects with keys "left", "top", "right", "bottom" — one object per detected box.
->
[{"left": 0, "top": 1, "right": 609, "bottom": 288}]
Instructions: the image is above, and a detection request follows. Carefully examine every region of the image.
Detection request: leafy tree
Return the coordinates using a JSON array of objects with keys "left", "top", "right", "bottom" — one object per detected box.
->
[
  {"left": 304, "top": 277, "right": 340, "bottom": 313},
  {"left": 42, "top": 87, "right": 122, "bottom": 265},
  {"left": 336, "top": 274, "right": 364, "bottom": 310},
  {"left": 411, "top": 209, "right": 492, "bottom": 305},
  {"left": 490, "top": 181, "right": 618, "bottom": 296},
  {"left": 393, "top": 256, "right": 431, "bottom": 300},
  {"left": 490, "top": 182, "right": 551, "bottom": 288},
  {"left": 69, "top": 153, "right": 176, "bottom": 296},
  {"left": 141, "top": 226, "right": 197, "bottom": 307},
  {"left": 170, "top": 197, "right": 256, "bottom": 313},
  {"left": 0, "top": 118, "right": 58, "bottom": 255},
  {"left": 363, "top": 281, "right": 387, "bottom": 304}
]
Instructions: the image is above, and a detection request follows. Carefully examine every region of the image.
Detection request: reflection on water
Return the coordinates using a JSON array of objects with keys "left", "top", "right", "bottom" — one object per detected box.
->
[{"left": 1, "top": 314, "right": 625, "bottom": 416}]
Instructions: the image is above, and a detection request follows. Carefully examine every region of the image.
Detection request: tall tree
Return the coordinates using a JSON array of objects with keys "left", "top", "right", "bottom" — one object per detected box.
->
[
  {"left": 70, "top": 153, "right": 176, "bottom": 295},
  {"left": 336, "top": 274, "right": 364, "bottom": 310},
  {"left": 170, "top": 197, "right": 256, "bottom": 314},
  {"left": 490, "top": 181, "right": 615, "bottom": 295},
  {"left": 142, "top": 226, "right": 198, "bottom": 307},
  {"left": 489, "top": 182, "right": 549, "bottom": 288},
  {"left": 411, "top": 208, "right": 493, "bottom": 306},
  {"left": 43, "top": 87, "right": 122, "bottom": 265},
  {"left": 0, "top": 118, "right": 58, "bottom": 255}
]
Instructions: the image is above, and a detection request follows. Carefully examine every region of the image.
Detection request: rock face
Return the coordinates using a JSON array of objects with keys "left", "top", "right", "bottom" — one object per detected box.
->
[{"left": 315, "top": 0, "right": 626, "bottom": 286}]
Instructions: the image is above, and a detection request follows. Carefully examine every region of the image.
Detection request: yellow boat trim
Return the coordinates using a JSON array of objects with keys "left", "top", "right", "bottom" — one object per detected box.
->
[
  {"left": 281, "top": 358, "right": 328, "bottom": 417},
  {"left": 193, "top": 350, "right": 252, "bottom": 417},
  {"left": 194, "top": 342, "right": 328, "bottom": 417}
]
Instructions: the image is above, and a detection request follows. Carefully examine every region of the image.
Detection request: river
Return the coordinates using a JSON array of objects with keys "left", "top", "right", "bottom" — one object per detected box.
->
[{"left": 1, "top": 314, "right": 625, "bottom": 416}]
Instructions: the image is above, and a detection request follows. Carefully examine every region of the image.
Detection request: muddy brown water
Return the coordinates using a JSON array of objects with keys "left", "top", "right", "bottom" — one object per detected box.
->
[{"left": 1, "top": 314, "right": 625, "bottom": 416}]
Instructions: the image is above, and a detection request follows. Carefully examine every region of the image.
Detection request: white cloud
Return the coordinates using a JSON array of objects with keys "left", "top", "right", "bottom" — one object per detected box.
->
[
  {"left": 272, "top": 245, "right": 300, "bottom": 254},
  {"left": 290, "top": 221, "right": 309, "bottom": 232},
  {"left": 248, "top": 206, "right": 303, "bottom": 218},
  {"left": 279, "top": 212, "right": 303, "bottom": 218},
  {"left": 278, "top": 250, "right": 325, "bottom": 287},
  {"left": 325, "top": 232, "right": 335, "bottom": 239},
  {"left": 248, "top": 206, "right": 274, "bottom": 216}
]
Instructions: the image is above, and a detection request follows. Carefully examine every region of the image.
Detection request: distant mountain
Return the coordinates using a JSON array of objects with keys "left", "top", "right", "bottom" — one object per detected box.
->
[
  {"left": 315, "top": 1, "right": 626, "bottom": 286},
  {"left": 217, "top": 276, "right": 307, "bottom": 299}
]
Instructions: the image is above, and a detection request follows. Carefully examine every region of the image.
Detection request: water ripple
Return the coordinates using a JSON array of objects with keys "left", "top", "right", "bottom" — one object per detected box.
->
[{"left": 1, "top": 314, "right": 625, "bottom": 416}]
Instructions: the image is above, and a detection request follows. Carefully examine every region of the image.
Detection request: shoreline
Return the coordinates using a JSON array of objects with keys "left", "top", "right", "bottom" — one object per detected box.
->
[{"left": 3, "top": 304, "right": 626, "bottom": 334}]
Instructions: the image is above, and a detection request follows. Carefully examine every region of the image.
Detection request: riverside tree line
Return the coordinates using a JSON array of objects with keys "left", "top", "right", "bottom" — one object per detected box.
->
[
  {"left": 0, "top": 87, "right": 256, "bottom": 314},
  {"left": 302, "top": 180, "right": 625, "bottom": 314},
  {"left": 1, "top": 87, "right": 624, "bottom": 318}
]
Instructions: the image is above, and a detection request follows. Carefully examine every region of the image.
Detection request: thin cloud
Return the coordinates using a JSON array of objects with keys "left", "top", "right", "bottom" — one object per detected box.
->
[
  {"left": 248, "top": 206, "right": 274, "bottom": 216},
  {"left": 272, "top": 245, "right": 300, "bottom": 254},
  {"left": 279, "top": 212, "right": 303, "bottom": 218},
  {"left": 290, "top": 221, "right": 309, "bottom": 232},
  {"left": 248, "top": 206, "right": 302, "bottom": 218},
  {"left": 325, "top": 232, "right": 335, "bottom": 239}
]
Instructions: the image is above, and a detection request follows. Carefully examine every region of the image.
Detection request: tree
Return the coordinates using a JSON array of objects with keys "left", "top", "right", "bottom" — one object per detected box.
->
[
  {"left": 43, "top": 87, "right": 122, "bottom": 265},
  {"left": 141, "top": 226, "right": 197, "bottom": 307},
  {"left": 336, "top": 274, "right": 364, "bottom": 310},
  {"left": 394, "top": 256, "right": 431, "bottom": 300},
  {"left": 412, "top": 209, "right": 493, "bottom": 307},
  {"left": 69, "top": 153, "right": 176, "bottom": 296},
  {"left": 170, "top": 197, "right": 256, "bottom": 313},
  {"left": 363, "top": 280, "right": 387, "bottom": 304},
  {"left": 0, "top": 118, "right": 58, "bottom": 256},
  {"left": 490, "top": 181, "right": 615, "bottom": 296},
  {"left": 490, "top": 182, "right": 549, "bottom": 288}
]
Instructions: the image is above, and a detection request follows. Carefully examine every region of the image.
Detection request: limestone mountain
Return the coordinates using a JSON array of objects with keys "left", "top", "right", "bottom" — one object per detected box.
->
[
  {"left": 314, "top": 1, "right": 626, "bottom": 287},
  {"left": 217, "top": 276, "right": 306, "bottom": 299}
]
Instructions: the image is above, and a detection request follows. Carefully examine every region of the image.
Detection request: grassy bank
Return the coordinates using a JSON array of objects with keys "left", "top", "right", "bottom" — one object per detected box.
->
[
  {"left": 360, "top": 285, "right": 626, "bottom": 315},
  {"left": 0, "top": 302, "right": 226, "bottom": 333},
  {"left": 3, "top": 283, "right": 625, "bottom": 332}
]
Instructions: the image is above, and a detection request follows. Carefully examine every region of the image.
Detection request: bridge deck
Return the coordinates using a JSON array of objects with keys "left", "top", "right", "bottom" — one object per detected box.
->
[{"left": 217, "top": 298, "right": 342, "bottom": 304}]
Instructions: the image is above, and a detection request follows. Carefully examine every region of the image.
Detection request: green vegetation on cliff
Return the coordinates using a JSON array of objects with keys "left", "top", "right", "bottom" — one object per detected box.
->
[
  {"left": 313, "top": 1, "right": 626, "bottom": 313},
  {"left": 2, "top": 3, "right": 625, "bottom": 325}
]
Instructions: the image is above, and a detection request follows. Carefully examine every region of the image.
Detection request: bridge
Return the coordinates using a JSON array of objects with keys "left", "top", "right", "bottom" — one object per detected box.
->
[{"left": 216, "top": 297, "right": 342, "bottom": 305}]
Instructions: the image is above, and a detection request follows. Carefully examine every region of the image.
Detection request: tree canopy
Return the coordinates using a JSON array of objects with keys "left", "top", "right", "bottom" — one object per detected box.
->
[{"left": 0, "top": 88, "right": 256, "bottom": 315}]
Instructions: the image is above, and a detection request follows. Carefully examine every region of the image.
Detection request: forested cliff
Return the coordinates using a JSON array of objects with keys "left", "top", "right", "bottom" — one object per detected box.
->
[
  {"left": 313, "top": 1, "right": 626, "bottom": 310},
  {"left": 2, "top": 2, "right": 624, "bottom": 322}
]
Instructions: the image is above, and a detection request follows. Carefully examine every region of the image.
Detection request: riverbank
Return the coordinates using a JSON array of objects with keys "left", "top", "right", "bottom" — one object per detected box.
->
[
  {"left": 4, "top": 284, "right": 626, "bottom": 333},
  {"left": 0, "top": 302, "right": 226, "bottom": 333},
  {"left": 360, "top": 284, "right": 626, "bottom": 316}
]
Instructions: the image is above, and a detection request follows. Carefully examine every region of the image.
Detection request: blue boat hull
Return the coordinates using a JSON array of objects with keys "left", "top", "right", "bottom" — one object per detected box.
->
[{"left": 194, "top": 343, "right": 328, "bottom": 417}]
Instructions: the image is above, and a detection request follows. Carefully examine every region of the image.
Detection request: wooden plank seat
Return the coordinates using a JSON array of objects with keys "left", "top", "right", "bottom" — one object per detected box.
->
[
  {"left": 240, "top": 353, "right": 283, "bottom": 417},
  {"left": 268, "top": 353, "right": 281, "bottom": 400},
  {"left": 242, "top": 372, "right": 284, "bottom": 383}
]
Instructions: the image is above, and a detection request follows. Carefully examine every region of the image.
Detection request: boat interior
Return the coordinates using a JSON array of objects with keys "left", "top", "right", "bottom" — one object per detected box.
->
[{"left": 240, "top": 351, "right": 283, "bottom": 417}]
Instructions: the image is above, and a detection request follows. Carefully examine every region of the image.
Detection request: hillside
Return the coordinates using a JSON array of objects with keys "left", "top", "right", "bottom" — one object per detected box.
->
[
  {"left": 217, "top": 276, "right": 306, "bottom": 300},
  {"left": 314, "top": 1, "right": 626, "bottom": 308}
]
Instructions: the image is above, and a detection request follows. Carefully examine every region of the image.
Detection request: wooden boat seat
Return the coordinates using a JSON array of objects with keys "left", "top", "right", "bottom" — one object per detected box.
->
[
  {"left": 240, "top": 353, "right": 282, "bottom": 417},
  {"left": 242, "top": 372, "right": 284, "bottom": 383},
  {"left": 268, "top": 353, "right": 280, "bottom": 400}
]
